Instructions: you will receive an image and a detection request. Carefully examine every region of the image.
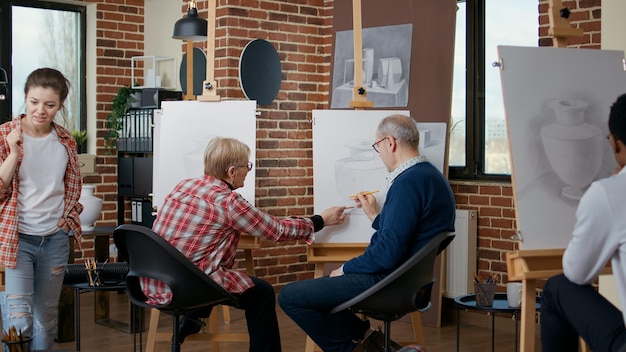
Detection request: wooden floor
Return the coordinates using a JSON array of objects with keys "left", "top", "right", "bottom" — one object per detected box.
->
[{"left": 52, "top": 291, "right": 542, "bottom": 351}]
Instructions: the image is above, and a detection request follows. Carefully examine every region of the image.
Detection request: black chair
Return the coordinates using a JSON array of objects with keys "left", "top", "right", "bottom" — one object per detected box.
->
[
  {"left": 331, "top": 231, "right": 455, "bottom": 352},
  {"left": 113, "top": 224, "right": 240, "bottom": 352}
]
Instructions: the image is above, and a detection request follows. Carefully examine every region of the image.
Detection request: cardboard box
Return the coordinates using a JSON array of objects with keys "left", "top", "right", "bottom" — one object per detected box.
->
[{"left": 78, "top": 154, "right": 96, "bottom": 175}]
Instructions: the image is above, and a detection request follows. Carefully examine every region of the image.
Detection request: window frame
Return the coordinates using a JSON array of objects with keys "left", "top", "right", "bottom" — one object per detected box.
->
[
  {"left": 0, "top": 0, "right": 86, "bottom": 130},
  {"left": 448, "top": 0, "right": 511, "bottom": 182}
]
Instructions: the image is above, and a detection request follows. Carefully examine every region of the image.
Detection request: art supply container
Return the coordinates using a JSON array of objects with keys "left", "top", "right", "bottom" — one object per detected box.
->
[
  {"left": 474, "top": 282, "right": 496, "bottom": 307},
  {"left": 2, "top": 336, "right": 32, "bottom": 352}
]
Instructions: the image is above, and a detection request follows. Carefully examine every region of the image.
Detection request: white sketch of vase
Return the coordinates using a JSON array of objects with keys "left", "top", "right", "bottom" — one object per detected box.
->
[
  {"left": 540, "top": 99, "right": 603, "bottom": 200},
  {"left": 335, "top": 141, "right": 388, "bottom": 211}
]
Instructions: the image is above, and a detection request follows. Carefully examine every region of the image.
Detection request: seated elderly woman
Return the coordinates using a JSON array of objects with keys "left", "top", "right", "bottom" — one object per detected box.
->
[{"left": 141, "top": 137, "right": 347, "bottom": 352}]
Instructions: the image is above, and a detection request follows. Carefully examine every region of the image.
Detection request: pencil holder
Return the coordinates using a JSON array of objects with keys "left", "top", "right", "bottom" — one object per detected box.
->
[
  {"left": 2, "top": 336, "right": 32, "bottom": 352},
  {"left": 474, "top": 282, "right": 496, "bottom": 307}
]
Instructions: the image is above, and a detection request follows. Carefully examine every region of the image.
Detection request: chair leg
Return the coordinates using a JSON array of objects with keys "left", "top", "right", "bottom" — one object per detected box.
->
[
  {"left": 383, "top": 320, "right": 392, "bottom": 352},
  {"left": 171, "top": 314, "right": 181, "bottom": 352}
]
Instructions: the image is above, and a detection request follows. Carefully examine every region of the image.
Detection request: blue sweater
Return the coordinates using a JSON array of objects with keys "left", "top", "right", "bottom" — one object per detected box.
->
[{"left": 342, "top": 161, "right": 456, "bottom": 275}]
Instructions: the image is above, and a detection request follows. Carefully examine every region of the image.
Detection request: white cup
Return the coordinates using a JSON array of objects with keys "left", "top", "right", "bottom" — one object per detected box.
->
[{"left": 506, "top": 282, "right": 523, "bottom": 308}]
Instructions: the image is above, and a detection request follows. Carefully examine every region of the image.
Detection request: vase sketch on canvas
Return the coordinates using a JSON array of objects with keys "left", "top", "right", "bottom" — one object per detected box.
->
[
  {"left": 335, "top": 140, "right": 388, "bottom": 214},
  {"left": 540, "top": 98, "right": 604, "bottom": 200}
]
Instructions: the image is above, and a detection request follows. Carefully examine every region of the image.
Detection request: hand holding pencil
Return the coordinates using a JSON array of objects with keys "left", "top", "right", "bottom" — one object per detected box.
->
[
  {"left": 349, "top": 190, "right": 380, "bottom": 221},
  {"left": 348, "top": 190, "right": 379, "bottom": 199}
]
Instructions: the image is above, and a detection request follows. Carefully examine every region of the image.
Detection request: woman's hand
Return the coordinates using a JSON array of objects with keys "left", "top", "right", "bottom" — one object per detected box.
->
[
  {"left": 6, "top": 129, "right": 23, "bottom": 156},
  {"left": 58, "top": 218, "right": 70, "bottom": 233},
  {"left": 319, "top": 206, "right": 348, "bottom": 226}
]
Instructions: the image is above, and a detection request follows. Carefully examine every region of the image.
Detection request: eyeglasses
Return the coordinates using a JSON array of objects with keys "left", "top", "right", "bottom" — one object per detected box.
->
[
  {"left": 372, "top": 136, "right": 388, "bottom": 153},
  {"left": 238, "top": 161, "right": 253, "bottom": 171}
]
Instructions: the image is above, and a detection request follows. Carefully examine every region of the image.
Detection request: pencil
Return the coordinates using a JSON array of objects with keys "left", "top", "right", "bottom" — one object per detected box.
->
[{"left": 348, "top": 190, "right": 379, "bottom": 199}]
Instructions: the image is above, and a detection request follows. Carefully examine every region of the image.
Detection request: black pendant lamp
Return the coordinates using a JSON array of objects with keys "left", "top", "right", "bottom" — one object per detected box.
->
[{"left": 172, "top": 0, "right": 208, "bottom": 41}]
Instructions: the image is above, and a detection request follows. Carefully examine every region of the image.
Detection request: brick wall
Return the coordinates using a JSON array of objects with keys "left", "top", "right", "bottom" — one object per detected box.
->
[
  {"left": 73, "top": 0, "right": 145, "bottom": 260},
  {"left": 82, "top": 0, "right": 602, "bottom": 290},
  {"left": 538, "top": 0, "right": 601, "bottom": 48}
]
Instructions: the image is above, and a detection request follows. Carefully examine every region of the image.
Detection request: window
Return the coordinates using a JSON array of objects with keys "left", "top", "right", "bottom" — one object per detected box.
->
[
  {"left": 0, "top": 0, "right": 85, "bottom": 131},
  {"left": 449, "top": 0, "right": 537, "bottom": 179}
]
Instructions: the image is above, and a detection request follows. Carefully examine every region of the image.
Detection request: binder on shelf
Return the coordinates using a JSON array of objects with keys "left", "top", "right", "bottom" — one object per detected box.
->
[
  {"left": 131, "top": 200, "right": 138, "bottom": 222},
  {"left": 117, "top": 108, "right": 154, "bottom": 152}
]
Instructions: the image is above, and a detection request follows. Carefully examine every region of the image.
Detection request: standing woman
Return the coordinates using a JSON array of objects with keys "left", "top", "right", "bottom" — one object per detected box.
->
[{"left": 0, "top": 68, "right": 82, "bottom": 349}]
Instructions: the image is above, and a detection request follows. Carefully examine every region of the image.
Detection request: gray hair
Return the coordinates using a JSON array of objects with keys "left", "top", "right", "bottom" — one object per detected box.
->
[
  {"left": 376, "top": 114, "right": 420, "bottom": 150},
  {"left": 203, "top": 137, "right": 250, "bottom": 178}
]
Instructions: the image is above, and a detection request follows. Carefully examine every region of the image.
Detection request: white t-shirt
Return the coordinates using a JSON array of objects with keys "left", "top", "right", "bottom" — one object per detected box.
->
[
  {"left": 18, "top": 130, "right": 68, "bottom": 236},
  {"left": 563, "top": 167, "right": 626, "bottom": 322}
]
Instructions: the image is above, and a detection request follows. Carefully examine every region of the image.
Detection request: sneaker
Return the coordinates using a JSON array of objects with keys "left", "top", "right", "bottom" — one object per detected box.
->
[
  {"left": 354, "top": 328, "right": 403, "bottom": 352},
  {"left": 173, "top": 316, "right": 204, "bottom": 344}
]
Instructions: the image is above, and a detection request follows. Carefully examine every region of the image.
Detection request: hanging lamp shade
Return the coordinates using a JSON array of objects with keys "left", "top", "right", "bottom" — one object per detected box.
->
[{"left": 172, "top": 0, "right": 208, "bottom": 42}]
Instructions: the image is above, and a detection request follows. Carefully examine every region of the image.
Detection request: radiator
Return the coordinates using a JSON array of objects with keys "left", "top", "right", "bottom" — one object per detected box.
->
[{"left": 443, "top": 209, "right": 478, "bottom": 298}]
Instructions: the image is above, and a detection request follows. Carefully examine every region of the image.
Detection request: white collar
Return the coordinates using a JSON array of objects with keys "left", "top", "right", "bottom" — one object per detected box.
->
[{"left": 386, "top": 155, "right": 427, "bottom": 183}]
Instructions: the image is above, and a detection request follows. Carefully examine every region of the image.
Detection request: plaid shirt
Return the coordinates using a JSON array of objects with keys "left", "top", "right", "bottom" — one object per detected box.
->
[
  {"left": 0, "top": 116, "right": 83, "bottom": 268},
  {"left": 143, "top": 175, "right": 315, "bottom": 304}
]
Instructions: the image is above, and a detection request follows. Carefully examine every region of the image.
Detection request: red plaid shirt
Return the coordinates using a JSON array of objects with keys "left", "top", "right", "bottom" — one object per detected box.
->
[
  {"left": 143, "top": 175, "right": 315, "bottom": 304},
  {"left": 0, "top": 116, "right": 83, "bottom": 268}
]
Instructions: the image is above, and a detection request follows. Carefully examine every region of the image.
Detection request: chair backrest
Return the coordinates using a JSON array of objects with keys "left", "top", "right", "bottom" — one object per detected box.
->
[
  {"left": 331, "top": 231, "right": 455, "bottom": 316},
  {"left": 113, "top": 224, "right": 238, "bottom": 311}
]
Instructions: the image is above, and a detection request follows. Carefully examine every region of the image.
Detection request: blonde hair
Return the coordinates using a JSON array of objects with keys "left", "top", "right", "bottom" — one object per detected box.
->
[{"left": 203, "top": 137, "right": 250, "bottom": 178}]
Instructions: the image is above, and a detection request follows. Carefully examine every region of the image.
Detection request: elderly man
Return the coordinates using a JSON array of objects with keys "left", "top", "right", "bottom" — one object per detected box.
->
[{"left": 279, "top": 114, "right": 456, "bottom": 352}]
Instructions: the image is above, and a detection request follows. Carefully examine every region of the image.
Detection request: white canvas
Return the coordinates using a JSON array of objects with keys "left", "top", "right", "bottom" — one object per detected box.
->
[
  {"left": 153, "top": 100, "right": 257, "bottom": 211},
  {"left": 313, "top": 109, "right": 448, "bottom": 243},
  {"left": 498, "top": 45, "right": 626, "bottom": 250}
]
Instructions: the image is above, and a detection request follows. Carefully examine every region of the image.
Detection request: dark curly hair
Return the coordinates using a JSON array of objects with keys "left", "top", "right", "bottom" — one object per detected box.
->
[{"left": 609, "top": 93, "right": 626, "bottom": 143}]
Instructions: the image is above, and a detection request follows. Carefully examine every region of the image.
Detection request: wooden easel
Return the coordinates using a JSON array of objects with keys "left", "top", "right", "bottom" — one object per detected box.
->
[
  {"left": 348, "top": 0, "right": 373, "bottom": 109},
  {"left": 304, "top": 2, "right": 427, "bottom": 351},
  {"left": 504, "top": 3, "right": 588, "bottom": 351},
  {"left": 183, "top": 0, "right": 220, "bottom": 102},
  {"left": 197, "top": 0, "right": 220, "bottom": 102},
  {"left": 547, "top": 0, "right": 584, "bottom": 48}
]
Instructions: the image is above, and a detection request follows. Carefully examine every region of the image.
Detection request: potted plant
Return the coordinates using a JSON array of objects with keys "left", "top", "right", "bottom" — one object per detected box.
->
[
  {"left": 71, "top": 129, "right": 87, "bottom": 154},
  {"left": 104, "top": 86, "right": 136, "bottom": 154}
]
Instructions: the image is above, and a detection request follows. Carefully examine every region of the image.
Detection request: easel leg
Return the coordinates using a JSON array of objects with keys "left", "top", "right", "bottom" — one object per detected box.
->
[
  {"left": 304, "top": 263, "right": 325, "bottom": 352},
  {"left": 409, "top": 311, "right": 425, "bottom": 345},
  {"left": 520, "top": 279, "right": 537, "bottom": 352},
  {"left": 210, "top": 311, "right": 220, "bottom": 352},
  {"left": 145, "top": 308, "right": 160, "bottom": 352}
]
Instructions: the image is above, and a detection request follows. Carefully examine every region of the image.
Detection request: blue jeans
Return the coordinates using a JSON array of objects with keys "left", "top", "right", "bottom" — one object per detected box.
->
[
  {"left": 1, "top": 230, "right": 69, "bottom": 350},
  {"left": 541, "top": 274, "right": 626, "bottom": 352},
  {"left": 278, "top": 273, "right": 384, "bottom": 352}
]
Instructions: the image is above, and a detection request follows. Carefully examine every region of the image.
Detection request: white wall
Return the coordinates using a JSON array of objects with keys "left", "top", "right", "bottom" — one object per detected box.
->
[
  {"left": 602, "top": 0, "right": 626, "bottom": 53},
  {"left": 144, "top": 0, "right": 184, "bottom": 91}
]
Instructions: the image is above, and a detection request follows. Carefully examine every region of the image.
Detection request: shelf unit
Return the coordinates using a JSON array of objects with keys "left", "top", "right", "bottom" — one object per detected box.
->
[{"left": 117, "top": 107, "right": 156, "bottom": 228}]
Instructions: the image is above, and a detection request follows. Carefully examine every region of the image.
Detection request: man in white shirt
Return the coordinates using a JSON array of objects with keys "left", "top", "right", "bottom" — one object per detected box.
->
[{"left": 541, "top": 93, "right": 626, "bottom": 352}]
